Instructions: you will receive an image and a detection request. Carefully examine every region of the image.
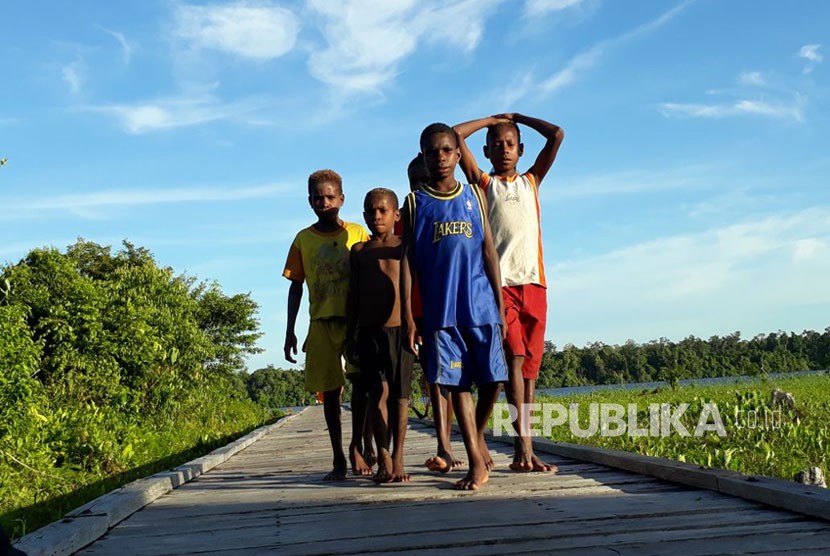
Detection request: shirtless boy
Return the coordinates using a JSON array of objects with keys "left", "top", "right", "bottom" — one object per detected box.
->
[{"left": 348, "top": 188, "right": 414, "bottom": 483}]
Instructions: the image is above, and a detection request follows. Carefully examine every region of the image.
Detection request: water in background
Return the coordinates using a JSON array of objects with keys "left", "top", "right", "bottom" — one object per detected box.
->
[{"left": 535, "top": 369, "right": 827, "bottom": 399}]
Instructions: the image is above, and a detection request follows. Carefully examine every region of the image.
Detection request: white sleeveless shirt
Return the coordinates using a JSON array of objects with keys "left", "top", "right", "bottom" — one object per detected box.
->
[{"left": 479, "top": 172, "right": 546, "bottom": 288}]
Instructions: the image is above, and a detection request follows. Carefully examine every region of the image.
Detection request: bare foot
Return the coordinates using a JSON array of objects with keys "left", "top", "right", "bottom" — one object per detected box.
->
[
  {"left": 454, "top": 466, "right": 489, "bottom": 490},
  {"left": 509, "top": 443, "right": 533, "bottom": 472},
  {"left": 424, "top": 455, "right": 450, "bottom": 473},
  {"left": 424, "top": 449, "right": 464, "bottom": 473},
  {"left": 390, "top": 455, "right": 410, "bottom": 483},
  {"left": 531, "top": 454, "right": 557, "bottom": 473},
  {"left": 479, "top": 443, "right": 495, "bottom": 472},
  {"left": 323, "top": 467, "right": 347, "bottom": 481},
  {"left": 349, "top": 443, "right": 373, "bottom": 476},
  {"left": 373, "top": 450, "right": 393, "bottom": 484}
]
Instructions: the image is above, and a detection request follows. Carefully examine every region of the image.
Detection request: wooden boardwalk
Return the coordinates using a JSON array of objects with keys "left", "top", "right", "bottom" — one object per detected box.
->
[{"left": 75, "top": 407, "right": 830, "bottom": 556}]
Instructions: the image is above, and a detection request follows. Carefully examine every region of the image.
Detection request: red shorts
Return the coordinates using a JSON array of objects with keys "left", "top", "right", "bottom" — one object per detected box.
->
[{"left": 502, "top": 284, "right": 547, "bottom": 380}]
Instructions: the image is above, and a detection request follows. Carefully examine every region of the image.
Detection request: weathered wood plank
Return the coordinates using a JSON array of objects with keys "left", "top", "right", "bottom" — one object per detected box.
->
[{"left": 70, "top": 407, "right": 830, "bottom": 556}]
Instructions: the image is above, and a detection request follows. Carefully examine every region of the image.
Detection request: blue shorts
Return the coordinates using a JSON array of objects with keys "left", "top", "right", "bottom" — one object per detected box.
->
[{"left": 422, "top": 323, "right": 508, "bottom": 389}]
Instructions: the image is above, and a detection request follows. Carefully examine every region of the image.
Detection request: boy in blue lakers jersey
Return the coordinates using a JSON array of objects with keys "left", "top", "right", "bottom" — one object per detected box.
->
[{"left": 401, "top": 123, "right": 508, "bottom": 490}]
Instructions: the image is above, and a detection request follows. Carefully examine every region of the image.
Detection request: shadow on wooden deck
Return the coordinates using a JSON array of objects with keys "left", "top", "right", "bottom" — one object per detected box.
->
[{"left": 71, "top": 407, "right": 830, "bottom": 556}]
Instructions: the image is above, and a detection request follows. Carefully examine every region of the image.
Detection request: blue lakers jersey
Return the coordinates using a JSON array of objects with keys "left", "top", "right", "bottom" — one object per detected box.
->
[{"left": 405, "top": 182, "right": 501, "bottom": 332}]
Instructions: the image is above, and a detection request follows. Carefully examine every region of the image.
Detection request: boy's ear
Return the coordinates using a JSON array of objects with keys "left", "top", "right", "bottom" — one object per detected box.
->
[
  {"left": 394, "top": 209, "right": 401, "bottom": 222},
  {"left": 518, "top": 143, "right": 524, "bottom": 157},
  {"left": 483, "top": 145, "right": 491, "bottom": 160}
]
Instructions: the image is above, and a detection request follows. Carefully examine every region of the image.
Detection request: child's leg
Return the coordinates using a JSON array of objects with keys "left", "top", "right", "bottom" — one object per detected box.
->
[
  {"left": 349, "top": 381, "right": 372, "bottom": 476},
  {"left": 452, "top": 387, "right": 489, "bottom": 490},
  {"left": 371, "top": 381, "right": 393, "bottom": 483},
  {"left": 525, "top": 376, "right": 556, "bottom": 472},
  {"left": 474, "top": 382, "right": 502, "bottom": 471},
  {"left": 425, "top": 384, "right": 464, "bottom": 472},
  {"left": 362, "top": 415, "right": 376, "bottom": 467},
  {"left": 389, "top": 397, "right": 411, "bottom": 482},
  {"left": 322, "top": 387, "right": 347, "bottom": 481},
  {"left": 507, "top": 354, "right": 534, "bottom": 471}
]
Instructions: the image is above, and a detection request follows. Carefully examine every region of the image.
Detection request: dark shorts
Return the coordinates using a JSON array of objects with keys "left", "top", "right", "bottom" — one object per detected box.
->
[{"left": 358, "top": 326, "right": 414, "bottom": 399}]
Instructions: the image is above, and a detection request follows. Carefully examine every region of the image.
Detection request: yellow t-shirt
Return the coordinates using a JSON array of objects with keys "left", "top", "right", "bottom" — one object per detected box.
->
[{"left": 283, "top": 222, "right": 370, "bottom": 320}]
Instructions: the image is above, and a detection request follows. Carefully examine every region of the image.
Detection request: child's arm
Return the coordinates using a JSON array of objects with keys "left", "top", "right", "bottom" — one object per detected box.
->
[
  {"left": 284, "top": 280, "right": 303, "bottom": 363},
  {"left": 345, "top": 244, "right": 363, "bottom": 365},
  {"left": 496, "top": 113, "right": 564, "bottom": 186},
  {"left": 453, "top": 117, "right": 500, "bottom": 185},
  {"left": 400, "top": 199, "right": 419, "bottom": 354},
  {"left": 478, "top": 193, "right": 507, "bottom": 338}
]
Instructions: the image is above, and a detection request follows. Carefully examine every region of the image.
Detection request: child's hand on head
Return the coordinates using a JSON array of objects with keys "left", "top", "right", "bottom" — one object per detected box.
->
[{"left": 491, "top": 113, "right": 516, "bottom": 122}]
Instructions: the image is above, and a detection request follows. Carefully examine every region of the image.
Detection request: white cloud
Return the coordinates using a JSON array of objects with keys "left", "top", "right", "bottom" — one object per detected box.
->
[
  {"left": 306, "top": 0, "right": 500, "bottom": 94},
  {"left": 792, "top": 238, "right": 824, "bottom": 262},
  {"left": 97, "top": 25, "right": 133, "bottom": 66},
  {"left": 546, "top": 165, "right": 716, "bottom": 201},
  {"left": 549, "top": 208, "right": 830, "bottom": 347},
  {"left": 798, "top": 44, "right": 822, "bottom": 75},
  {"left": 737, "top": 71, "right": 766, "bottom": 87},
  {"left": 84, "top": 88, "right": 270, "bottom": 133},
  {"left": 173, "top": 1, "right": 299, "bottom": 60},
  {"left": 799, "top": 44, "right": 823, "bottom": 63},
  {"left": 524, "top": 0, "right": 583, "bottom": 17},
  {"left": 513, "top": 2, "right": 690, "bottom": 102},
  {"left": 2, "top": 183, "right": 292, "bottom": 220},
  {"left": 62, "top": 60, "right": 85, "bottom": 94},
  {"left": 659, "top": 97, "right": 805, "bottom": 122}
]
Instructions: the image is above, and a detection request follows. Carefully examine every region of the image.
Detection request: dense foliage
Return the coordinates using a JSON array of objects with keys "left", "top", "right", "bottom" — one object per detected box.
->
[
  {"left": 537, "top": 374, "right": 829, "bottom": 482},
  {"left": 246, "top": 365, "right": 310, "bottom": 409},
  {"left": 0, "top": 240, "right": 272, "bottom": 538},
  {"left": 537, "top": 329, "right": 830, "bottom": 389}
]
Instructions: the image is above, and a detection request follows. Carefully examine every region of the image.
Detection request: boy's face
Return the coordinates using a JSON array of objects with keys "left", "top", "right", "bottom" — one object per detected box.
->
[
  {"left": 485, "top": 125, "right": 523, "bottom": 175},
  {"left": 308, "top": 181, "right": 344, "bottom": 223},
  {"left": 421, "top": 132, "right": 460, "bottom": 184},
  {"left": 363, "top": 195, "right": 400, "bottom": 236}
]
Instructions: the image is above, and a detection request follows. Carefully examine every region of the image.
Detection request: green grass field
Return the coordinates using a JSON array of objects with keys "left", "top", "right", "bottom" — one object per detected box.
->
[{"left": 529, "top": 374, "right": 829, "bottom": 482}]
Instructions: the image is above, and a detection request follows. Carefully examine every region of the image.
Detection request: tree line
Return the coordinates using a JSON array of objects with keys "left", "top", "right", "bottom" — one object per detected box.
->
[
  {"left": 245, "top": 329, "right": 830, "bottom": 409},
  {"left": 536, "top": 329, "right": 830, "bottom": 389}
]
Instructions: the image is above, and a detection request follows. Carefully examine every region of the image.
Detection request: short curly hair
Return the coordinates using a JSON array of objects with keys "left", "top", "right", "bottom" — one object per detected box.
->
[
  {"left": 364, "top": 187, "right": 399, "bottom": 210},
  {"left": 419, "top": 122, "right": 457, "bottom": 152},
  {"left": 486, "top": 121, "right": 522, "bottom": 146},
  {"left": 308, "top": 169, "right": 343, "bottom": 195}
]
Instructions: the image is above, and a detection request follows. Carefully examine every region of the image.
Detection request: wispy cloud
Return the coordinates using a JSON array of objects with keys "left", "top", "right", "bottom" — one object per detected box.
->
[
  {"left": 172, "top": 1, "right": 299, "bottom": 60},
  {"left": 3, "top": 183, "right": 292, "bottom": 219},
  {"left": 799, "top": 44, "right": 823, "bottom": 63},
  {"left": 524, "top": 0, "right": 583, "bottom": 18},
  {"left": 504, "top": 2, "right": 690, "bottom": 104},
  {"left": 661, "top": 56, "right": 809, "bottom": 123},
  {"left": 83, "top": 86, "right": 270, "bottom": 133},
  {"left": 737, "top": 71, "right": 766, "bottom": 87},
  {"left": 97, "top": 25, "right": 133, "bottom": 66},
  {"left": 306, "top": 0, "right": 500, "bottom": 94},
  {"left": 62, "top": 60, "right": 85, "bottom": 94},
  {"left": 546, "top": 165, "right": 716, "bottom": 201},
  {"left": 659, "top": 96, "right": 805, "bottom": 122},
  {"left": 549, "top": 207, "right": 830, "bottom": 347},
  {"left": 798, "top": 43, "right": 823, "bottom": 75}
]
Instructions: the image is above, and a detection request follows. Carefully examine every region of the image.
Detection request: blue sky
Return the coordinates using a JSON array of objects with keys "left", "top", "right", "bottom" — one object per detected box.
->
[{"left": 2, "top": 0, "right": 829, "bottom": 372}]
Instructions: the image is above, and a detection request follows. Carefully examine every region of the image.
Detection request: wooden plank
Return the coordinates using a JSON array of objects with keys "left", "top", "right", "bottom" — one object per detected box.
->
[
  {"left": 488, "top": 434, "right": 830, "bottom": 521},
  {"left": 70, "top": 407, "right": 830, "bottom": 556}
]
